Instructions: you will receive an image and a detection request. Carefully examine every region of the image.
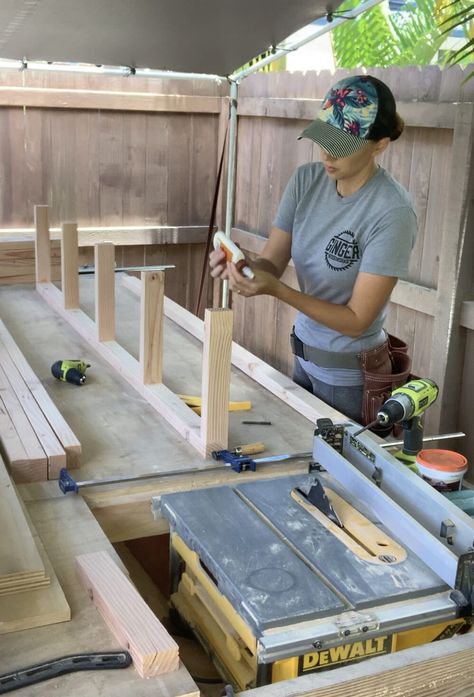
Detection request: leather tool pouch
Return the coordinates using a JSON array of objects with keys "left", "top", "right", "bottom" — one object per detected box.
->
[{"left": 360, "top": 334, "right": 412, "bottom": 436}]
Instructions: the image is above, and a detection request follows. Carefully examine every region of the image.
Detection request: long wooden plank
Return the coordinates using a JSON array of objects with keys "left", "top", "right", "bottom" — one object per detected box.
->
[
  {"left": 0, "top": 397, "right": 32, "bottom": 481},
  {"left": 0, "top": 87, "right": 221, "bottom": 113},
  {"left": 0, "top": 346, "right": 66, "bottom": 480},
  {"left": 0, "top": 456, "right": 46, "bottom": 588},
  {"left": 122, "top": 275, "right": 344, "bottom": 425},
  {"left": 0, "top": 367, "right": 47, "bottom": 481},
  {"left": 237, "top": 97, "right": 458, "bottom": 128},
  {"left": 76, "top": 550, "right": 179, "bottom": 678},
  {"left": 0, "top": 225, "right": 209, "bottom": 245},
  {"left": 0, "top": 319, "right": 81, "bottom": 469}
]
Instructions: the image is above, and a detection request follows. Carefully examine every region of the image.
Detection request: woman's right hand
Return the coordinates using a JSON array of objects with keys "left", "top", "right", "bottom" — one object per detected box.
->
[{"left": 209, "top": 247, "right": 229, "bottom": 279}]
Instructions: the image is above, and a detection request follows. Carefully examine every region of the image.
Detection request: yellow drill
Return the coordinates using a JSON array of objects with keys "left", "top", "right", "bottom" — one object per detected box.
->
[
  {"left": 376, "top": 378, "right": 439, "bottom": 469},
  {"left": 51, "top": 360, "right": 90, "bottom": 386}
]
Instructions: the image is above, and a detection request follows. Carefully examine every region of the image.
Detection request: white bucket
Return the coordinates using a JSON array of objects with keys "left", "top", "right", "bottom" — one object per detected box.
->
[{"left": 416, "top": 449, "right": 468, "bottom": 492}]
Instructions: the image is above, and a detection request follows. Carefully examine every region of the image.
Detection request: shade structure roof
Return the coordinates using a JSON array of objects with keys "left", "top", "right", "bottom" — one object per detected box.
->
[{"left": 0, "top": 0, "right": 343, "bottom": 76}]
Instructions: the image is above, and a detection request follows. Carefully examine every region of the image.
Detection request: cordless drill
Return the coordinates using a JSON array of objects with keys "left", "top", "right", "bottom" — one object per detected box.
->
[
  {"left": 51, "top": 360, "right": 90, "bottom": 386},
  {"left": 375, "top": 378, "right": 439, "bottom": 469}
]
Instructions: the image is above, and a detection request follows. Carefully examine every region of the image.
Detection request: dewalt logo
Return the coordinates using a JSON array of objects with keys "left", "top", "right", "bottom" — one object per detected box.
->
[{"left": 299, "top": 636, "right": 393, "bottom": 674}]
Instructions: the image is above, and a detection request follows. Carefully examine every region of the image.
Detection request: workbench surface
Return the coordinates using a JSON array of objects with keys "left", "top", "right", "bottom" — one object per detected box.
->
[{"left": 0, "top": 280, "right": 316, "bottom": 695}]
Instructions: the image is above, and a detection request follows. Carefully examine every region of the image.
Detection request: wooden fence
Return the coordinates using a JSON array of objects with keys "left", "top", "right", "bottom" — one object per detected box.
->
[{"left": 0, "top": 65, "right": 472, "bottom": 468}]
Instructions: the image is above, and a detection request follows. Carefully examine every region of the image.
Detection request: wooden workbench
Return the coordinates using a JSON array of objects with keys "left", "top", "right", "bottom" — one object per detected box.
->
[{"left": 2, "top": 280, "right": 474, "bottom": 697}]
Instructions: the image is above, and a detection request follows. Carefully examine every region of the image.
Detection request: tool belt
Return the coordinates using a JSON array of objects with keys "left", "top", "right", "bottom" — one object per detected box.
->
[
  {"left": 290, "top": 329, "right": 412, "bottom": 435},
  {"left": 360, "top": 333, "right": 412, "bottom": 435}
]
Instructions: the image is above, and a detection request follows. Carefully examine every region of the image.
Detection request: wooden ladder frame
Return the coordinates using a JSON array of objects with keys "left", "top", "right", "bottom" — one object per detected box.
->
[{"left": 34, "top": 205, "right": 232, "bottom": 458}]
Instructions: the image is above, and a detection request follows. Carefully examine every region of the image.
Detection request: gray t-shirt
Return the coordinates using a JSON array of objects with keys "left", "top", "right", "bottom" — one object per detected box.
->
[{"left": 273, "top": 162, "right": 417, "bottom": 386}]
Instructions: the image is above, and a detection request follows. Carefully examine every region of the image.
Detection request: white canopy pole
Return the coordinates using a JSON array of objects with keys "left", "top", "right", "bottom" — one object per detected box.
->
[
  {"left": 230, "top": 0, "right": 385, "bottom": 82},
  {"left": 0, "top": 59, "right": 225, "bottom": 83},
  {"left": 221, "top": 79, "right": 239, "bottom": 308}
]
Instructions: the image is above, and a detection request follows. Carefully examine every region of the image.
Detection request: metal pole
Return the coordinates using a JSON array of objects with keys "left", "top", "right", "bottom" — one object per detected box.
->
[
  {"left": 230, "top": 0, "right": 385, "bottom": 82},
  {"left": 221, "top": 79, "right": 239, "bottom": 309},
  {"left": 0, "top": 59, "right": 225, "bottom": 83}
]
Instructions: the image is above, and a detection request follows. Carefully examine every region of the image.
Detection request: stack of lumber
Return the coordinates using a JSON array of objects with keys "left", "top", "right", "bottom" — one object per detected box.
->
[
  {"left": 0, "top": 319, "right": 81, "bottom": 481},
  {"left": 0, "top": 455, "right": 70, "bottom": 634},
  {"left": 76, "top": 551, "right": 180, "bottom": 677}
]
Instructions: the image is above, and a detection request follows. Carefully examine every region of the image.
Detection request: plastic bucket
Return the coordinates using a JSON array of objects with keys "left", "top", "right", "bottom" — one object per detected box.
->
[{"left": 416, "top": 449, "right": 468, "bottom": 492}]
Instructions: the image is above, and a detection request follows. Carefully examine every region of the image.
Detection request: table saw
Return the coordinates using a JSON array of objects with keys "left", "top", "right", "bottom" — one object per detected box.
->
[{"left": 156, "top": 422, "right": 474, "bottom": 690}]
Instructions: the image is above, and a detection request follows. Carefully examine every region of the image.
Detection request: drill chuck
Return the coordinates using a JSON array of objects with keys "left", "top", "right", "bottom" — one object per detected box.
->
[{"left": 377, "top": 393, "right": 414, "bottom": 426}]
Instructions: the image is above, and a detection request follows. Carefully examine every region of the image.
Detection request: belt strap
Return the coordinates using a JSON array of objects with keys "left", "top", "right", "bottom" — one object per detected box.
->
[{"left": 290, "top": 331, "right": 361, "bottom": 370}]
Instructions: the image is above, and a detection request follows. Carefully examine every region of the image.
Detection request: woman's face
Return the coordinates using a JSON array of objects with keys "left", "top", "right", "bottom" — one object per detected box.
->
[{"left": 319, "top": 139, "right": 388, "bottom": 182}]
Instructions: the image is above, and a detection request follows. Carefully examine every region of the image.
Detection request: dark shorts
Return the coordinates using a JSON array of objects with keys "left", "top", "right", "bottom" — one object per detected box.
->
[{"left": 292, "top": 358, "right": 364, "bottom": 424}]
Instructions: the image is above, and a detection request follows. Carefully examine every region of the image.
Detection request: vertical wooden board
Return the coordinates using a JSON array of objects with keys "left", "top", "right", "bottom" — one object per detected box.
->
[
  {"left": 8, "top": 108, "right": 29, "bottom": 227},
  {"left": 61, "top": 222, "right": 80, "bottom": 309},
  {"left": 166, "top": 114, "right": 192, "bottom": 226},
  {"left": 34, "top": 205, "right": 52, "bottom": 285},
  {"left": 200, "top": 308, "right": 233, "bottom": 455},
  {"left": 419, "top": 128, "right": 453, "bottom": 288},
  {"left": 246, "top": 117, "right": 265, "bottom": 234},
  {"left": 24, "top": 108, "right": 48, "bottom": 222},
  {"left": 144, "top": 113, "right": 169, "bottom": 225},
  {"left": 74, "top": 110, "right": 101, "bottom": 226},
  {"left": 140, "top": 271, "right": 164, "bottom": 385},
  {"left": 406, "top": 128, "right": 435, "bottom": 284},
  {"left": 188, "top": 114, "right": 218, "bottom": 224},
  {"left": 76, "top": 550, "right": 179, "bottom": 678},
  {"left": 98, "top": 111, "right": 124, "bottom": 225},
  {"left": 235, "top": 116, "right": 259, "bottom": 231},
  {"left": 122, "top": 112, "right": 147, "bottom": 225},
  {"left": 49, "top": 110, "right": 77, "bottom": 223},
  {"left": 95, "top": 243, "right": 116, "bottom": 342}
]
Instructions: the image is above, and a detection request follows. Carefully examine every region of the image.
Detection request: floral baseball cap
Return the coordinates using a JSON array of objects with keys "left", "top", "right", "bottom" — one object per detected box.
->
[{"left": 298, "top": 76, "right": 381, "bottom": 158}]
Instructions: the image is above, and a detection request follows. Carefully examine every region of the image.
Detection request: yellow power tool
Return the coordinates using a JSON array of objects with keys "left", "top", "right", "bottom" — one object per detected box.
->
[
  {"left": 376, "top": 378, "right": 439, "bottom": 469},
  {"left": 51, "top": 359, "right": 90, "bottom": 386}
]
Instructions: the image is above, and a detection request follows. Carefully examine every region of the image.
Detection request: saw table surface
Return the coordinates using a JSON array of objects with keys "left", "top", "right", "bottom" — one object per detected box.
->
[{"left": 161, "top": 474, "right": 447, "bottom": 635}]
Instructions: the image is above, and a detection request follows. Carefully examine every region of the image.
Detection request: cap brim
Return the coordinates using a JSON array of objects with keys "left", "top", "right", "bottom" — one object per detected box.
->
[{"left": 297, "top": 119, "right": 369, "bottom": 158}]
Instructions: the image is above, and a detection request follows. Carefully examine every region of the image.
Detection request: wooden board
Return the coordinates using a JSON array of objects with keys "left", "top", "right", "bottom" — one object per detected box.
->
[
  {"left": 0, "top": 456, "right": 47, "bottom": 594},
  {"left": 0, "top": 319, "right": 81, "bottom": 469},
  {"left": 76, "top": 550, "right": 179, "bottom": 678},
  {"left": 0, "top": 366, "right": 47, "bottom": 481},
  {"left": 0, "top": 347, "right": 66, "bottom": 479}
]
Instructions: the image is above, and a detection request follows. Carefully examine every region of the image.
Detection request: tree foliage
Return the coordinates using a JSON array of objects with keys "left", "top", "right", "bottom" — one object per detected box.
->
[{"left": 331, "top": 0, "right": 473, "bottom": 72}]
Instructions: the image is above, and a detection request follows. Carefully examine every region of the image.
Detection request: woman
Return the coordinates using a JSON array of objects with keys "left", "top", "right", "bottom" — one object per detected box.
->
[{"left": 209, "top": 74, "right": 417, "bottom": 425}]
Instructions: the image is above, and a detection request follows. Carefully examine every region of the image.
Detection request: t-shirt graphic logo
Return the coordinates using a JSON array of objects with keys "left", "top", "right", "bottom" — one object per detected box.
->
[{"left": 325, "top": 230, "right": 360, "bottom": 271}]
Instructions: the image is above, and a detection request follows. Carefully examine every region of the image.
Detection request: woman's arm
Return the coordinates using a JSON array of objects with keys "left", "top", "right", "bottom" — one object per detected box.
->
[{"left": 227, "top": 265, "right": 397, "bottom": 338}]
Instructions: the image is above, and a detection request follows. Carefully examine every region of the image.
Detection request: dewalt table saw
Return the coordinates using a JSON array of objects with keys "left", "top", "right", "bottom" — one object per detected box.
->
[{"left": 156, "top": 422, "right": 474, "bottom": 690}]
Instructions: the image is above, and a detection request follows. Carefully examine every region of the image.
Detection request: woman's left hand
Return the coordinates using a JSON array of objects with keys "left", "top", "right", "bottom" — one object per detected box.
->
[{"left": 227, "top": 262, "right": 279, "bottom": 297}]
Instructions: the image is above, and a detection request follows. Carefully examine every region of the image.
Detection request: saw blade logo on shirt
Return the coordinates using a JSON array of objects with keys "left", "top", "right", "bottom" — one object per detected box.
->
[{"left": 325, "top": 230, "right": 360, "bottom": 271}]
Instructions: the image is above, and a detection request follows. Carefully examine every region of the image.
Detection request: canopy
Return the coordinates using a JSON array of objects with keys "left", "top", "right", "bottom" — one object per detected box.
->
[{"left": 0, "top": 0, "right": 343, "bottom": 76}]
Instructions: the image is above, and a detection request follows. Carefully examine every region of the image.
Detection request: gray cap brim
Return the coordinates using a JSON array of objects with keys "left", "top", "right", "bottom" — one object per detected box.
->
[{"left": 297, "top": 119, "right": 369, "bottom": 158}]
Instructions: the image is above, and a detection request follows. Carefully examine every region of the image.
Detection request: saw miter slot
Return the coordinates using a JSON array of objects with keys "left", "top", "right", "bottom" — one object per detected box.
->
[{"left": 291, "top": 487, "right": 407, "bottom": 565}]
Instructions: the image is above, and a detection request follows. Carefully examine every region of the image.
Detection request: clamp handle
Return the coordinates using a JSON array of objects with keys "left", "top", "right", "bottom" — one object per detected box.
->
[{"left": 58, "top": 468, "right": 79, "bottom": 494}]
